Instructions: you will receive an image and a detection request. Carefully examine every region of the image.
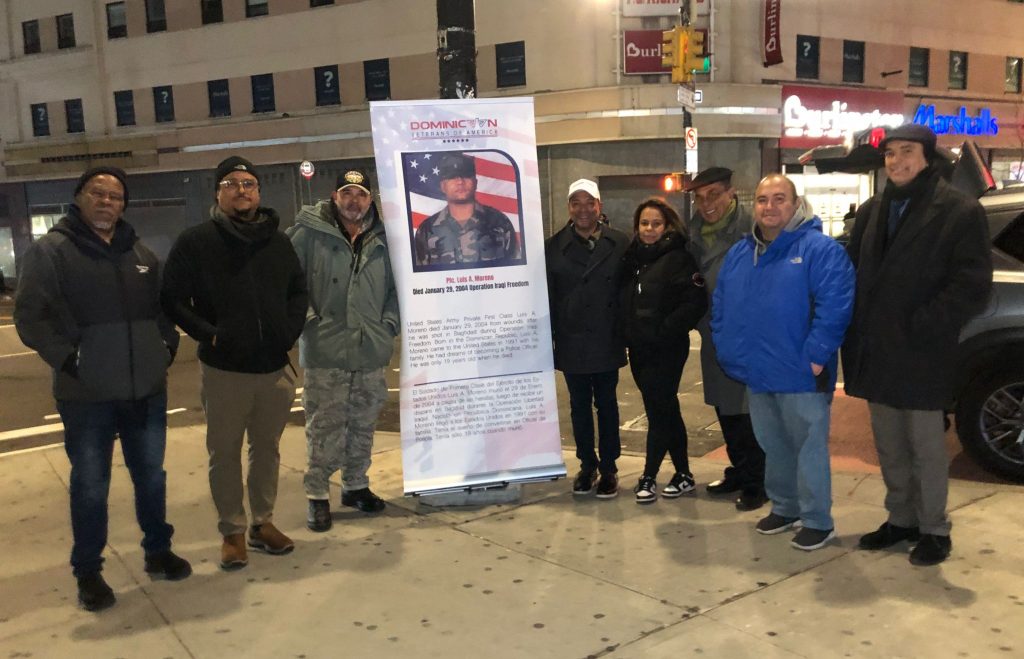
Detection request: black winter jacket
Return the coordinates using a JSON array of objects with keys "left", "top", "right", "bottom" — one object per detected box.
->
[
  {"left": 841, "top": 173, "right": 993, "bottom": 409},
  {"left": 161, "top": 207, "right": 308, "bottom": 374},
  {"left": 15, "top": 208, "right": 178, "bottom": 401},
  {"left": 545, "top": 222, "right": 629, "bottom": 374},
  {"left": 620, "top": 232, "right": 708, "bottom": 355}
]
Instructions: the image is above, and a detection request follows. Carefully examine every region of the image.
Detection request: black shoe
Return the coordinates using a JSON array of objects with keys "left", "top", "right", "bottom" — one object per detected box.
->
[
  {"left": 634, "top": 476, "right": 657, "bottom": 504},
  {"left": 144, "top": 550, "right": 192, "bottom": 581},
  {"left": 791, "top": 527, "right": 837, "bottom": 551},
  {"left": 706, "top": 477, "right": 743, "bottom": 495},
  {"left": 572, "top": 470, "right": 598, "bottom": 495},
  {"left": 661, "top": 472, "right": 695, "bottom": 498},
  {"left": 341, "top": 488, "right": 386, "bottom": 514},
  {"left": 909, "top": 534, "right": 952, "bottom": 566},
  {"left": 858, "top": 522, "right": 921, "bottom": 550},
  {"left": 77, "top": 573, "right": 116, "bottom": 612},
  {"left": 755, "top": 512, "right": 800, "bottom": 535},
  {"left": 307, "top": 499, "right": 332, "bottom": 532},
  {"left": 595, "top": 472, "right": 619, "bottom": 499},
  {"left": 735, "top": 488, "right": 768, "bottom": 511}
]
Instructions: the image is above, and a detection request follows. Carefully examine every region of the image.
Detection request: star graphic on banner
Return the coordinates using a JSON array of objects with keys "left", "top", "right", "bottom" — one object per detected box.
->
[
  {"left": 410, "top": 160, "right": 419, "bottom": 169},
  {"left": 432, "top": 167, "right": 440, "bottom": 176},
  {"left": 424, "top": 154, "right": 432, "bottom": 160},
  {"left": 419, "top": 175, "right": 428, "bottom": 183}
]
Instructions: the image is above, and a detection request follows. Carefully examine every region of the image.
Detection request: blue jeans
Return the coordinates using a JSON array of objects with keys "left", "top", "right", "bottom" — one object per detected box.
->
[
  {"left": 563, "top": 370, "right": 621, "bottom": 474},
  {"left": 57, "top": 392, "right": 174, "bottom": 577},
  {"left": 747, "top": 391, "right": 834, "bottom": 530}
]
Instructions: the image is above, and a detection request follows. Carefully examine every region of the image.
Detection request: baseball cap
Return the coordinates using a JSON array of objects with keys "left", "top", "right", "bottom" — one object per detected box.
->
[
  {"left": 336, "top": 168, "right": 372, "bottom": 194},
  {"left": 567, "top": 178, "right": 601, "bottom": 201}
]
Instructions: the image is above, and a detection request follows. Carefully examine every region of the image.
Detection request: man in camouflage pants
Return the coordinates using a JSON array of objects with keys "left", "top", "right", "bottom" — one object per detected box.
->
[
  {"left": 414, "top": 152, "right": 520, "bottom": 267},
  {"left": 287, "top": 168, "right": 400, "bottom": 530}
]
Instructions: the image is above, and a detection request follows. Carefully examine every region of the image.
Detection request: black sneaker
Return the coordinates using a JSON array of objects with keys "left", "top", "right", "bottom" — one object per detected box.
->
[
  {"left": 572, "top": 470, "right": 598, "bottom": 495},
  {"left": 144, "top": 550, "right": 192, "bottom": 581},
  {"left": 858, "top": 522, "right": 921, "bottom": 550},
  {"left": 595, "top": 472, "right": 619, "bottom": 499},
  {"left": 706, "top": 477, "right": 743, "bottom": 495},
  {"left": 634, "top": 476, "right": 657, "bottom": 504},
  {"left": 77, "top": 573, "right": 116, "bottom": 612},
  {"left": 735, "top": 488, "right": 768, "bottom": 511},
  {"left": 661, "top": 472, "right": 695, "bottom": 498},
  {"left": 791, "top": 527, "right": 836, "bottom": 551},
  {"left": 909, "top": 534, "right": 952, "bottom": 566},
  {"left": 755, "top": 512, "right": 800, "bottom": 535},
  {"left": 341, "top": 488, "right": 386, "bottom": 514},
  {"left": 307, "top": 499, "right": 332, "bottom": 532}
]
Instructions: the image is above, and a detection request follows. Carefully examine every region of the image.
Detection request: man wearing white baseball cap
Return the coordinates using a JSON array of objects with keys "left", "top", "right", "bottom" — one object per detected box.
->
[{"left": 545, "top": 179, "right": 629, "bottom": 498}]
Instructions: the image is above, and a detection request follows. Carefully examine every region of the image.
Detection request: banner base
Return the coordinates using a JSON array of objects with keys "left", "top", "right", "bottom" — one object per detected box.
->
[{"left": 417, "top": 483, "right": 522, "bottom": 507}]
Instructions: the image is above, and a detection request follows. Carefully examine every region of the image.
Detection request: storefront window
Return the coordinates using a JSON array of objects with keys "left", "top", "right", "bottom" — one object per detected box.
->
[
  {"left": 1005, "top": 57, "right": 1022, "bottom": 93},
  {"left": 785, "top": 168, "right": 871, "bottom": 238}
]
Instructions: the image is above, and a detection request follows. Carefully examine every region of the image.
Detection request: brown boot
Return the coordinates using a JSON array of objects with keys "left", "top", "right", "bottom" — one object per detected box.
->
[
  {"left": 220, "top": 534, "right": 248, "bottom": 571},
  {"left": 248, "top": 522, "right": 294, "bottom": 555}
]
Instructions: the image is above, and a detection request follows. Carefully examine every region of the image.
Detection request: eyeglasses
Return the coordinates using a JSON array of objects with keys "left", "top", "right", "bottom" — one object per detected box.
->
[
  {"left": 86, "top": 190, "right": 125, "bottom": 203},
  {"left": 219, "top": 179, "right": 259, "bottom": 191}
]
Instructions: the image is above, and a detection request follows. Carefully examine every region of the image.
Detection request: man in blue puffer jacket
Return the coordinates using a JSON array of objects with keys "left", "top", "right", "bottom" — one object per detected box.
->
[{"left": 712, "top": 174, "right": 854, "bottom": 552}]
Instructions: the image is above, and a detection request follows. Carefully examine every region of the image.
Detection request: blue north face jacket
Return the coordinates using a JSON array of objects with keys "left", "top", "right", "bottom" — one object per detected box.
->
[{"left": 711, "top": 215, "right": 854, "bottom": 394}]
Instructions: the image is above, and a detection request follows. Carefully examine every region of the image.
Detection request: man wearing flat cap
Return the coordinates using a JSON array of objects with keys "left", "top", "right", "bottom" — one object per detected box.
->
[
  {"left": 843, "top": 123, "right": 992, "bottom": 566},
  {"left": 287, "top": 168, "right": 399, "bottom": 530},
  {"left": 685, "top": 167, "right": 766, "bottom": 511},
  {"left": 162, "top": 155, "right": 307, "bottom": 570},
  {"left": 414, "top": 152, "right": 520, "bottom": 267},
  {"left": 16, "top": 166, "right": 191, "bottom": 611}
]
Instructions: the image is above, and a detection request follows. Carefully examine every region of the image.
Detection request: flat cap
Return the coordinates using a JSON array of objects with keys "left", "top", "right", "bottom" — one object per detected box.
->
[
  {"left": 685, "top": 166, "right": 733, "bottom": 191},
  {"left": 878, "top": 123, "right": 937, "bottom": 156}
]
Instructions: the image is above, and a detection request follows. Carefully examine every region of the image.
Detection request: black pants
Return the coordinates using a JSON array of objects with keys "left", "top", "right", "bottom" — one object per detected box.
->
[
  {"left": 716, "top": 407, "right": 765, "bottom": 491},
  {"left": 629, "top": 346, "right": 689, "bottom": 479},
  {"left": 564, "top": 370, "right": 621, "bottom": 474}
]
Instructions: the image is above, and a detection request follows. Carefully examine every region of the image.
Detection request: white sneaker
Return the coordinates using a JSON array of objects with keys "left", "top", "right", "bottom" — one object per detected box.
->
[
  {"left": 634, "top": 476, "right": 657, "bottom": 505},
  {"left": 662, "top": 472, "right": 696, "bottom": 498}
]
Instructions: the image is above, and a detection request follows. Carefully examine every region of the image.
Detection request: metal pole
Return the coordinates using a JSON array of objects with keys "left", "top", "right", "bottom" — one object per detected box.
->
[{"left": 437, "top": 0, "right": 477, "bottom": 99}]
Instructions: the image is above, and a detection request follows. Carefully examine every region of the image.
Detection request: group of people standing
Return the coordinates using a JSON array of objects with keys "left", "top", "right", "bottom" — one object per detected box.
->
[
  {"left": 548, "top": 123, "right": 992, "bottom": 564},
  {"left": 13, "top": 123, "right": 991, "bottom": 614}
]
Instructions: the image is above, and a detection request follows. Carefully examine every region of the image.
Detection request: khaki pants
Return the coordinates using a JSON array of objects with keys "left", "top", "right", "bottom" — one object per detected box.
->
[
  {"left": 201, "top": 364, "right": 295, "bottom": 536},
  {"left": 868, "top": 402, "right": 951, "bottom": 536}
]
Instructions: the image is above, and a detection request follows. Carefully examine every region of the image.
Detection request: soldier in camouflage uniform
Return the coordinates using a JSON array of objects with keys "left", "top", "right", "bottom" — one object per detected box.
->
[
  {"left": 414, "top": 153, "right": 520, "bottom": 266},
  {"left": 287, "top": 168, "right": 399, "bottom": 531}
]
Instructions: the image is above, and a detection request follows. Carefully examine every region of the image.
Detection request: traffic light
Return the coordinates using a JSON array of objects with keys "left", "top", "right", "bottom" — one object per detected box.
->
[
  {"left": 682, "top": 27, "right": 707, "bottom": 78},
  {"left": 661, "top": 27, "right": 686, "bottom": 84},
  {"left": 662, "top": 173, "right": 686, "bottom": 193}
]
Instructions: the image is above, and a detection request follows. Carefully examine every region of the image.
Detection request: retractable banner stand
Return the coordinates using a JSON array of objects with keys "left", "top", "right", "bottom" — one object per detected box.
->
[{"left": 369, "top": 97, "right": 565, "bottom": 495}]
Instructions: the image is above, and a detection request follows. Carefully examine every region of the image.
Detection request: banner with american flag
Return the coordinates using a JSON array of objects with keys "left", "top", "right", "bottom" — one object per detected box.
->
[{"left": 370, "top": 97, "right": 564, "bottom": 496}]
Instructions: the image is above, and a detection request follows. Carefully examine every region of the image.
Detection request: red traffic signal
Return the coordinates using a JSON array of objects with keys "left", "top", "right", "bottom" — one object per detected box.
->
[{"left": 662, "top": 173, "right": 686, "bottom": 193}]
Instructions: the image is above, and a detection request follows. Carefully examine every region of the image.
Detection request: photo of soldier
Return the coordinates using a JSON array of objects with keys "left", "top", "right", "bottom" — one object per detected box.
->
[{"left": 411, "top": 152, "right": 523, "bottom": 271}]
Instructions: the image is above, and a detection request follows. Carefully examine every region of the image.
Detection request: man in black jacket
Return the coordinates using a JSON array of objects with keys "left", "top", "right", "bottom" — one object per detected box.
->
[
  {"left": 545, "top": 178, "right": 629, "bottom": 498},
  {"left": 843, "top": 124, "right": 993, "bottom": 566},
  {"left": 162, "top": 156, "right": 307, "bottom": 571},
  {"left": 15, "top": 167, "right": 191, "bottom": 612}
]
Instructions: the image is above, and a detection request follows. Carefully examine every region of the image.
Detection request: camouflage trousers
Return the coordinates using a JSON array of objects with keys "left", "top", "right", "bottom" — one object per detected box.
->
[{"left": 302, "top": 367, "right": 387, "bottom": 499}]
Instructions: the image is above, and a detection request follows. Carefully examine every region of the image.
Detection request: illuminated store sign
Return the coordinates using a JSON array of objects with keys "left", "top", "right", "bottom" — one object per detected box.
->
[
  {"left": 780, "top": 85, "right": 904, "bottom": 149},
  {"left": 912, "top": 104, "right": 999, "bottom": 136}
]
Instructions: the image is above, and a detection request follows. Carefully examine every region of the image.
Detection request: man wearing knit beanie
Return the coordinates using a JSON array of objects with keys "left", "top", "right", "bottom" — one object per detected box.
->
[
  {"left": 162, "top": 154, "right": 308, "bottom": 570},
  {"left": 843, "top": 124, "right": 992, "bottom": 566}
]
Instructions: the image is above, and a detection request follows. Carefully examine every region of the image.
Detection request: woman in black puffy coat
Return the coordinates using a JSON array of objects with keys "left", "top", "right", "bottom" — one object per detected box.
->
[{"left": 621, "top": 198, "right": 708, "bottom": 505}]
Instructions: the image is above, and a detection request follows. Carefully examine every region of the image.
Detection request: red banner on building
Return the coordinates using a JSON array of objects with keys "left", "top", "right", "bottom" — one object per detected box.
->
[
  {"left": 623, "top": 30, "right": 670, "bottom": 75},
  {"left": 762, "top": 0, "right": 783, "bottom": 67}
]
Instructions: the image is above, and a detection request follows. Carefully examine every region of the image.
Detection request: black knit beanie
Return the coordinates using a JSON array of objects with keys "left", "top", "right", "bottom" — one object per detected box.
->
[
  {"left": 74, "top": 166, "right": 129, "bottom": 206},
  {"left": 214, "top": 156, "right": 260, "bottom": 193}
]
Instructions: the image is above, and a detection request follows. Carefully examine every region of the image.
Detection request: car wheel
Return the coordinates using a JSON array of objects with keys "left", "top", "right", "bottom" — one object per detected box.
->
[{"left": 956, "top": 367, "right": 1024, "bottom": 482}]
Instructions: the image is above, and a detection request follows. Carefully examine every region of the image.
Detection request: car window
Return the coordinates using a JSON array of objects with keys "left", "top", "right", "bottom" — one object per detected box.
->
[{"left": 993, "top": 211, "right": 1024, "bottom": 264}]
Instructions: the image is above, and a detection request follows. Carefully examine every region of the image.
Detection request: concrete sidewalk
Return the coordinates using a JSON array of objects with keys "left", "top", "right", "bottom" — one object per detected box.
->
[{"left": 2, "top": 424, "right": 1022, "bottom": 659}]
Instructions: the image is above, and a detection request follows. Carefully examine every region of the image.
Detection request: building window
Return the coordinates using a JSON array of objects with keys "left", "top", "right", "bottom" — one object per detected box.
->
[
  {"left": 106, "top": 3, "right": 127, "bottom": 39},
  {"left": 842, "top": 40, "right": 864, "bottom": 84},
  {"left": 246, "top": 0, "right": 269, "bottom": 17},
  {"left": 314, "top": 65, "right": 341, "bottom": 106},
  {"left": 56, "top": 14, "right": 76, "bottom": 49},
  {"left": 146, "top": 0, "right": 167, "bottom": 33},
  {"left": 201, "top": 0, "right": 223, "bottom": 24},
  {"left": 908, "top": 47, "right": 929, "bottom": 87},
  {"left": 65, "top": 99, "right": 85, "bottom": 133},
  {"left": 153, "top": 86, "right": 175, "bottom": 123},
  {"left": 1006, "top": 57, "right": 1023, "bottom": 93},
  {"left": 22, "top": 20, "right": 40, "bottom": 55},
  {"left": 114, "top": 90, "right": 136, "bottom": 126},
  {"left": 251, "top": 74, "right": 275, "bottom": 113},
  {"left": 31, "top": 103, "right": 50, "bottom": 137},
  {"left": 208, "top": 79, "right": 231, "bottom": 117},
  {"left": 363, "top": 59, "right": 391, "bottom": 101},
  {"left": 948, "top": 51, "right": 968, "bottom": 90},
  {"left": 795, "top": 35, "right": 819, "bottom": 80},
  {"left": 311, "top": 0, "right": 335, "bottom": 6},
  {"left": 496, "top": 41, "right": 527, "bottom": 88}
]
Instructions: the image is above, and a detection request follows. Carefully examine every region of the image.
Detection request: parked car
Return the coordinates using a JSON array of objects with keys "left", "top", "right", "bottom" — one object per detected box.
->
[{"left": 801, "top": 132, "right": 1024, "bottom": 482}]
